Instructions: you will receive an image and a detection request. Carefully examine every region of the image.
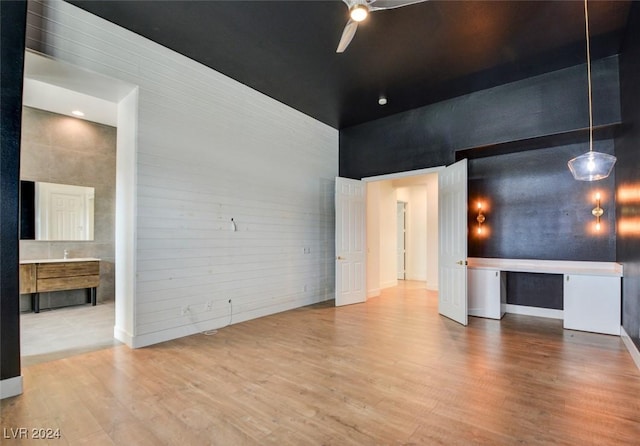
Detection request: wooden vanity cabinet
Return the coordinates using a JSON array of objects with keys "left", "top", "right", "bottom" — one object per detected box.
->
[
  {"left": 19, "top": 260, "right": 100, "bottom": 312},
  {"left": 19, "top": 263, "right": 36, "bottom": 294}
]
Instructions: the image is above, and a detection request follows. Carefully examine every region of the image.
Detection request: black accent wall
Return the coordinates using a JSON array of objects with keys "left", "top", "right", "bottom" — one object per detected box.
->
[
  {"left": 340, "top": 54, "right": 622, "bottom": 313},
  {"left": 468, "top": 142, "right": 616, "bottom": 262},
  {"left": 616, "top": 3, "right": 640, "bottom": 350},
  {"left": 0, "top": 1, "right": 27, "bottom": 383},
  {"left": 507, "top": 273, "right": 564, "bottom": 310},
  {"left": 340, "top": 56, "right": 621, "bottom": 180}
]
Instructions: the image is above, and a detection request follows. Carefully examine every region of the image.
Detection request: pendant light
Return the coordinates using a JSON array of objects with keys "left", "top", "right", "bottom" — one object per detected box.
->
[{"left": 567, "top": 0, "right": 616, "bottom": 181}]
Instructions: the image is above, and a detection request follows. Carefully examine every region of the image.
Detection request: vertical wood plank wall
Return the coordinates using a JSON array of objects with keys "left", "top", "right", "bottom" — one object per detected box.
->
[{"left": 26, "top": 1, "right": 338, "bottom": 347}]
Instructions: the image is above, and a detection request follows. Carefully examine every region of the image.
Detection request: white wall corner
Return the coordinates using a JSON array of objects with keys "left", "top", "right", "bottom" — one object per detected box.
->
[
  {"left": 0, "top": 376, "right": 23, "bottom": 400},
  {"left": 114, "top": 325, "right": 134, "bottom": 348},
  {"left": 368, "top": 288, "right": 381, "bottom": 298},
  {"left": 621, "top": 326, "right": 640, "bottom": 372}
]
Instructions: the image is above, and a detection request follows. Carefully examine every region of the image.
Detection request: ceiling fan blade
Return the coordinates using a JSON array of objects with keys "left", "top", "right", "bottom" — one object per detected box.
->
[
  {"left": 336, "top": 19, "right": 358, "bottom": 53},
  {"left": 369, "top": 0, "right": 428, "bottom": 11}
]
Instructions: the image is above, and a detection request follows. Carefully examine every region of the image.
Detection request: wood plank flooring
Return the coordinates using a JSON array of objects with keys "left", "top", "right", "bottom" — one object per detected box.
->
[{"left": 2, "top": 281, "right": 639, "bottom": 445}]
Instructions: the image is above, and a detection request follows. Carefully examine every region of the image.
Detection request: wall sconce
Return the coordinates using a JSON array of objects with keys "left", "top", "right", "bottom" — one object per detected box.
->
[
  {"left": 230, "top": 218, "right": 237, "bottom": 232},
  {"left": 476, "top": 202, "right": 486, "bottom": 234},
  {"left": 592, "top": 192, "right": 604, "bottom": 231}
]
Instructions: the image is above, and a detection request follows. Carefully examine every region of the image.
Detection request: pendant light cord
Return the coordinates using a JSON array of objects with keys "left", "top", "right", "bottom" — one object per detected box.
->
[{"left": 584, "top": 0, "right": 593, "bottom": 153}]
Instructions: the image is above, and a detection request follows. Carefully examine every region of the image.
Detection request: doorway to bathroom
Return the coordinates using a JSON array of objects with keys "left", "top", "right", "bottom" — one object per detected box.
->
[{"left": 19, "top": 51, "right": 136, "bottom": 365}]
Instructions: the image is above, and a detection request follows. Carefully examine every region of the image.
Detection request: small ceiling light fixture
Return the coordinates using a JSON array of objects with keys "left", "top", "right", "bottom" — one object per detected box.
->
[
  {"left": 378, "top": 95, "right": 387, "bottom": 106},
  {"left": 71, "top": 110, "right": 85, "bottom": 117},
  {"left": 567, "top": 0, "right": 616, "bottom": 181},
  {"left": 350, "top": 4, "right": 369, "bottom": 22}
]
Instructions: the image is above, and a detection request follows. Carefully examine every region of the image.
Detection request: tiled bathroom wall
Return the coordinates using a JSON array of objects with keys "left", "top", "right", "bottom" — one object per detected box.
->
[{"left": 19, "top": 106, "right": 116, "bottom": 311}]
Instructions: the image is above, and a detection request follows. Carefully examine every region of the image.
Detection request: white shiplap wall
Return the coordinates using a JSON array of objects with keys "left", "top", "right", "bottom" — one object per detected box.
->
[{"left": 27, "top": 0, "right": 337, "bottom": 347}]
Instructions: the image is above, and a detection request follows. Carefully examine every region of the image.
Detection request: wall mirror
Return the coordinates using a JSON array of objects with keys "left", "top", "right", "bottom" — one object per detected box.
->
[{"left": 20, "top": 180, "right": 95, "bottom": 241}]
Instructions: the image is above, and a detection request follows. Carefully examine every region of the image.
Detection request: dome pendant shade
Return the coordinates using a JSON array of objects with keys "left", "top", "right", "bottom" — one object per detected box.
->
[
  {"left": 567, "top": 0, "right": 617, "bottom": 182},
  {"left": 567, "top": 151, "right": 617, "bottom": 181}
]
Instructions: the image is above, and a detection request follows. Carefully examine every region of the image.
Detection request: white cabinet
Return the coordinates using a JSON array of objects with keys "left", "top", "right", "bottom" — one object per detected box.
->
[
  {"left": 468, "top": 268, "right": 505, "bottom": 320},
  {"left": 466, "top": 259, "right": 622, "bottom": 335},
  {"left": 563, "top": 274, "right": 621, "bottom": 335}
]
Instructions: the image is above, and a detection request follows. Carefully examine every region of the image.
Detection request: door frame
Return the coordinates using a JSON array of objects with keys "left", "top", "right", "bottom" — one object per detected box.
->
[
  {"left": 362, "top": 167, "right": 445, "bottom": 184},
  {"left": 362, "top": 166, "right": 445, "bottom": 296},
  {"left": 397, "top": 201, "right": 407, "bottom": 280}
]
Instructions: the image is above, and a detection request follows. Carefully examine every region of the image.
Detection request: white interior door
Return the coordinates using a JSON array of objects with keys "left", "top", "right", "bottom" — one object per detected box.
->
[
  {"left": 335, "top": 177, "right": 366, "bottom": 306},
  {"left": 438, "top": 159, "right": 468, "bottom": 325},
  {"left": 36, "top": 182, "right": 89, "bottom": 240}
]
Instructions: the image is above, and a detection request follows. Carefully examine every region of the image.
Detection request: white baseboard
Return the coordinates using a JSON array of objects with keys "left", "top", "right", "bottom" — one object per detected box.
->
[
  {"left": 621, "top": 326, "right": 640, "bottom": 371},
  {"left": 114, "top": 325, "right": 133, "bottom": 348},
  {"left": 381, "top": 280, "right": 398, "bottom": 289},
  {"left": 505, "top": 304, "right": 564, "bottom": 320},
  {"left": 367, "top": 288, "right": 381, "bottom": 298},
  {"left": 128, "top": 296, "right": 323, "bottom": 348},
  {"left": 0, "top": 376, "right": 23, "bottom": 400}
]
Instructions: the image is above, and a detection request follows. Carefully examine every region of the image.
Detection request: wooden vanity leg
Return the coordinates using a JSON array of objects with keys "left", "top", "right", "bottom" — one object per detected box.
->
[{"left": 32, "top": 293, "right": 40, "bottom": 313}]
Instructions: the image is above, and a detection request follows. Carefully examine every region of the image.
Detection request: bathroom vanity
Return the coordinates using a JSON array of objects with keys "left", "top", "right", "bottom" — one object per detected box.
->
[{"left": 19, "top": 258, "right": 100, "bottom": 313}]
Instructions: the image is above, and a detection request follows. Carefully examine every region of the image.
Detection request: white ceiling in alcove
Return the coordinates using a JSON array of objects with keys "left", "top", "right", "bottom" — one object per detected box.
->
[
  {"left": 22, "top": 51, "right": 135, "bottom": 127},
  {"left": 391, "top": 173, "right": 437, "bottom": 188}
]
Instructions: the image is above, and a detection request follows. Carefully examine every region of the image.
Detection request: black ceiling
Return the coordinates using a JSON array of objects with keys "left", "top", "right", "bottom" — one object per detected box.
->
[{"left": 67, "top": 1, "right": 631, "bottom": 130}]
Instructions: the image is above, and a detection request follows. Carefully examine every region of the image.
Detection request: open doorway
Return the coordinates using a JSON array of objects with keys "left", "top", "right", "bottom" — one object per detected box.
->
[
  {"left": 19, "top": 51, "right": 136, "bottom": 365},
  {"left": 364, "top": 169, "right": 440, "bottom": 299}
]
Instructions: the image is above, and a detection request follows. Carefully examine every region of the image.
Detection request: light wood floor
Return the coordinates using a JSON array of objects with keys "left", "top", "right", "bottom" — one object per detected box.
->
[{"left": 2, "top": 281, "right": 640, "bottom": 445}]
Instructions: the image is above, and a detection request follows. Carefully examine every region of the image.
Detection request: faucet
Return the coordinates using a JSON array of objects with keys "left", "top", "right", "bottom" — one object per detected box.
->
[{"left": 63, "top": 249, "right": 69, "bottom": 259}]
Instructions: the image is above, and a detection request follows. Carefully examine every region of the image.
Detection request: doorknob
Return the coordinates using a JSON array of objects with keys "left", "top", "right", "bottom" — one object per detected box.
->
[
  {"left": 337, "top": 256, "right": 345, "bottom": 260},
  {"left": 456, "top": 260, "right": 468, "bottom": 266}
]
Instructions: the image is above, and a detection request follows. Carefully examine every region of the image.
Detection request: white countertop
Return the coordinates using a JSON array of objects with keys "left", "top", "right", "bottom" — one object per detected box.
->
[
  {"left": 20, "top": 258, "right": 101, "bottom": 264},
  {"left": 467, "top": 257, "right": 623, "bottom": 277}
]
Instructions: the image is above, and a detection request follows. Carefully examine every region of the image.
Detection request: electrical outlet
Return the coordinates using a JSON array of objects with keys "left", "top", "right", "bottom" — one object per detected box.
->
[
  {"left": 181, "top": 305, "right": 190, "bottom": 316},
  {"left": 205, "top": 300, "right": 213, "bottom": 311}
]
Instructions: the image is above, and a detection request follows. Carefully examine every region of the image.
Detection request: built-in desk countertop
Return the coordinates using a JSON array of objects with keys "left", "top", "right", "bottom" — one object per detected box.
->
[
  {"left": 467, "top": 257, "right": 623, "bottom": 277},
  {"left": 467, "top": 257, "right": 622, "bottom": 336}
]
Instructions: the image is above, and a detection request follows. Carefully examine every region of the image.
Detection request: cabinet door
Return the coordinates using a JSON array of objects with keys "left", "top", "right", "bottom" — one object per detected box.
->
[
  {"left": 563, "top": 275, "right": 620, "bottom": 335},
  {"left": 468, "top": 269, "right": 503, "bottom": 319},
  {"left": 19, "top": 264, "right": 36, "bottom": 294}
]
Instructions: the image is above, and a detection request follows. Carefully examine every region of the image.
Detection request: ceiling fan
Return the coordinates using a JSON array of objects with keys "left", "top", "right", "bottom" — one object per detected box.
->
[{"left": 336, "top": 0, "right": 428, "bottom": 53}]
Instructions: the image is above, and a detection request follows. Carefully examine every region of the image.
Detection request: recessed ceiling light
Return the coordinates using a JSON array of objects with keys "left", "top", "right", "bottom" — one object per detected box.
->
[
  {"left": 71, "top": 110, "right": 85, "bottom": 117},
  {"left": 378, "top": 96, "right": 387, "bottom": 106}
]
